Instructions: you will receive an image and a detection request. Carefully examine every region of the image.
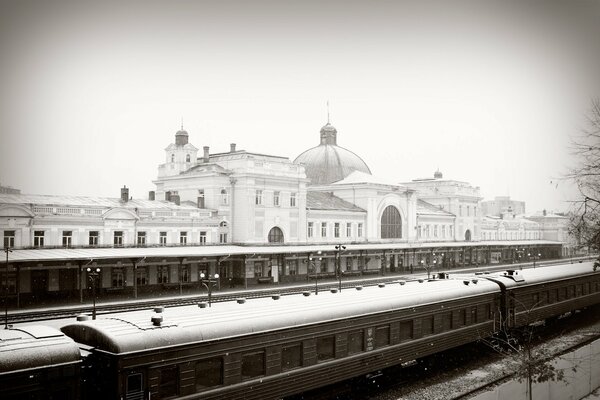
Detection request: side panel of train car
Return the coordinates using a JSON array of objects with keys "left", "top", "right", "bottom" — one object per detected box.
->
[
  {"left": 64, "top": 280, "right": 501, "bottom": 400},
  {"left": 0, "top": 326, "right": 81, "bottom": 400}
]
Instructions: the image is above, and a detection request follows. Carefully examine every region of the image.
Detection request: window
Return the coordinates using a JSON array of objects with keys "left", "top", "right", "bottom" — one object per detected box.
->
[
  {"left": 374, "top": 326, "right": 390, "bottom": 349},
  {"left": 180, "top": 231, "right": 187, "bottom": 245},
  {"left": 346, "top": 223, "right": 352, "bottom": 237},
  {"left": 89, "top": 231, "right": 99, "bottom": 246},
  {"left": 255, "top": 190, "right": 263, "bottom": 205},
  {"left": 441, "top": 225, "right": 446, "bottom": 238},
  {"left": 241, "top": 351, "right": 265, "bottom": 380},
  {"left": 268, "top": 227, "right": 284, "bottom": 243},
  {"left": 219, "top": 233, "right": 227, "bottom": 244},
  {"left": 282, "top": 344, "right": 302, "bottom": 370},
  {"left": 346, "top": 257, "right": 353, "bottom": 271},
  {"left": 425, "top": 225, "right": 430, "bottom": 238},
  {"left": 170, "top": 154, "right": 175, "bottom": 162},
  {"left": 34, "top": 231, "right": 44, "bottom": 247},
  {"left": 442, "top": 312, "right": 453, "bottom": 331},
  {"left": 474, "top": 206, "right": 477, "bottom": 216},
  {"left": 254, "top": 262, "right": 263, "bottom": 277},
  {"left": 381, "top": 206, "right": 402, "bottom": 238},
  {"left": 62, "top": 230, "right": 72, "bottom": 247},
  {"left": 197, "top": 189, "right": 205, "bottom": 208},
  {"left": 321, "top": 222, "right": 327, "bottom": 237},
  {"left": 358, "top": 223, "right": 363, "bottom": 237},
  {"left": 290, "top": 192, "right": 297, "bottom": 207},
  {"left": 220, "top": 189, "right": 228, "bottom": 205},
  {"left": 127, "top": 374, "right": 143, "bottom": 397},
  {"left": 399, "top": 320, "right": 414, "bottom": 341},
  {"left": 159, "top": 365, "right": 179, "bottom": 398},
  {"left": 449, "top": 225, "right": 454, "bottom": 237},
  {"left": 307, "top": 222, "right": 313, "bottom": 238},
  {"left": 467, "top": 206, "right": 470, "bottom": 216},
  {"left": 316, "top": 336, "right": 335, "bottom": 361},
  {"left": 417, "top": 225, "right": 422, "bottom": 238},
  {"left": 334, "top": 223, "right": 340, "bottom": 238},
  {"left": 199, "top": 231, "right": 207, "bottom": 244},
  {"left": 287, "top": 259, "right": 298, "bottom": 275},
  {"left": 159, "top": 231, "right": 167, "bottom": 246},
  {"left": 157, "top": 266, "right": 169, "bottom": 284},
  {"left": 181, "top": 265, "right": 190, "bottom": 282},
  {"left": 186, "top": 154, "right": 190, "bottom": 162},
  {"left": 348, "top": 330, "right": 364, "bottom": 354},
  {"left": 136, "top": 267, "right": 148, "bottom": 286},
  {"left": 196, "top": 358, "right": 223, "bottom": 390},
  {"left": 434, "top": 225, "right": 438, "bottom": 237},
  {"left": 113, "top": 231, "right": 123, "bottom": 246},
  {"left": 459, "top": 205, "right": 462, "bottom": 216},
  {"left": 137, "top": 231, "right": 146, "bottom": 246},
  {"left": 320, "top": 258, "right": 328, "bottom": 273},
  {"left": 422, "top": 316, "right": 434, "bottom": 336},
  {"left": 273, "top": 191, "right": 280, "bottom": 206},
  {"left": 112, "top": 268, "right": 124, "bottom": 287}
]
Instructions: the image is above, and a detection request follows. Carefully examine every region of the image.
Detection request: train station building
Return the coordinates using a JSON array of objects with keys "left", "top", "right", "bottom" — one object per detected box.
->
[{"left": 1, "top": 121, "right": 565, "bottom": 307}]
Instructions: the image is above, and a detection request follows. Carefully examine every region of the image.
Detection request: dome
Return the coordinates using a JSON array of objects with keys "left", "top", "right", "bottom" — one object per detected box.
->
[
  {"left": 175, "top": 128, "right": 189, "bottom": 146},
  {"left": 294, "top": 123, "right": 371, "bottom": 185}
]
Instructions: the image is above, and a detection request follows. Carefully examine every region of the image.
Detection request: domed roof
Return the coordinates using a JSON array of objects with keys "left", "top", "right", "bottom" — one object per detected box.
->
[{"left": 294, "top": 122, "right": 371, "bottom": 185}]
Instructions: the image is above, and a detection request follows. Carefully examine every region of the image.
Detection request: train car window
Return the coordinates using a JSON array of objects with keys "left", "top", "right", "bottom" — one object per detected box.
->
[
  {"left": 546, "top": 290, "right": 552, "bottom": 304},
  {"left": 532, "top": 293, "right": 539, "bottom": 306},
  {"left": 195, "top": 357, "right": 223, "bottom": 390},
  {"left": 282, "top": 344, "right": 303, "bottom": 371},
  {"left": 584, "top": 283, "right": 590, "bottom": 295},
  {"left": 576, "top": 284, "right": 583, "bottom": 297},
  {"left": 568, "top": 286, "right": 575, "bottom": 298},
  {"left": 374, "top": 326, "right": 390, "bottom": 349},
  {"left": 127, "top": 373, "right": 143, "bottom": 395},
  {"left": 441, "top": 312, "right": 452, "bottom": 331},
  {"left": 422, "top": 316, "right": 434, "bottom": 336},
  {"left": 399, "top": 320, "right": 413, "bottom": 341},
  {"left": 555, "top": 288, "right": 561, "bottom": 302},
  {"left": 316, "top": 336, "right": 335, "bottom": 361},
  {"left": 485, "top": 304, "right": 492, "bottom": 320},
  {"left": 159, "top": 365, "right": 179, "bottom": 398},
  {"left": 241, "top": 351, "right": 265, "bottom": 380},
  {"left": 348, "top": 330, "right": 364, "bottom": 354},
  {"left": 470, "top": 307, "right": 478, "bottom": 324}
]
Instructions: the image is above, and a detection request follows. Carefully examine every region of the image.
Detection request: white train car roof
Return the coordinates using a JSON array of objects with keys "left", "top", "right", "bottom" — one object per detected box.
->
[
  {"left": 0, "top": 326, "right": 81, "bottom": 374},
  {"left": 61, "top": 278, "right": 499, "bottom": 354},
  {"left": 485, "top": 262, "right": 599, "bottom": 288}
]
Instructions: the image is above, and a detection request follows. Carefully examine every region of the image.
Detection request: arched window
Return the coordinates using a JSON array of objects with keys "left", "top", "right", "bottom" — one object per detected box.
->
[
  {"left": 381, "top": 206, "right": 402, "bottom": 239},
  {"left": 219, "top": 221, "right": 228, "bottom": 228},
  {"left": 268, "top": 227, "right": 284, "bottom": 243},
  {"left": 465, "top": 229, "right": 472, "bottom": 241},
  {"left": 186, "top": 154, "right": 190, "bottom": 162},
  {"left": 171, "top": 154, "right": 175, "bottom": 162},
  {"left": 220, "top": 189, "right": 229, "bottom": 205}
]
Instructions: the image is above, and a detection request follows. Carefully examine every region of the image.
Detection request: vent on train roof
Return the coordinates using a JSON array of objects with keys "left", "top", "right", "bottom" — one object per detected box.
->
[{"left": 151, "top": 315, "right": 163, "bottom": 326}]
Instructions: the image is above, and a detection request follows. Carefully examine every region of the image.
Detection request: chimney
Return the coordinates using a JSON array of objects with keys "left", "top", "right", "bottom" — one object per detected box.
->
[
  {"left": 203, "top": 146, "right": 210, "bottom": 163},
  {"left": 171, "top": 194, "right": 180, "bottom": 206},
  {"left": 148, "top": 191, "right": 155, "bottom": 201},
  {"left": 121, "top": 186, "right": 129, "bottom": 202},
  {"left": 165, "top": 191, "right": 171, "bottom": 201},
  {"left": 230, "top": 143, "right": 236, "bottom": 153}
]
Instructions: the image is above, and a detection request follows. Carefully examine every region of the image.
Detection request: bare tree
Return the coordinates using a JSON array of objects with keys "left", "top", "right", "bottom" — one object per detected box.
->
[{"left": 567, "top": 99, "right": 600, "bottom": 256}]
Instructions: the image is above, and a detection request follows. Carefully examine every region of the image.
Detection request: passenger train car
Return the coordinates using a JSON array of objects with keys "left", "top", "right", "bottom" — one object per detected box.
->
[
  {"left": 57, "top": 262, "right": 600, "bottom": 400},
  {"left": 0, "top": 326, "right": 82, "bottom": 400}
]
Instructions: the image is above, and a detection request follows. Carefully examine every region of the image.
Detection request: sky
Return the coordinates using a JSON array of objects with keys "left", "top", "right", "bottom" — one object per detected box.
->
[{"left": 1, "top": 0, "right": 599, "bottom": 214}]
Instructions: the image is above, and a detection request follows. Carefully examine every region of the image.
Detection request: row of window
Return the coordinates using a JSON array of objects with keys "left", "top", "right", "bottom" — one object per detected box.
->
[
  {"left": 152, "top": 306, "right": 493, "bottom": 397},
  {"left": 254, "top": 190, "right": 297, "bottom": 207},
  {"left": 526, "top": 281, "right": 598, "bottom": 308},
  {"left": 481, "top": 231, "right": 540, "bottom": 241},
  {"left": 458, "top": 205, "right": 477, "bottom": 217},
  {"left": 3, "top": 227, "right": 229, "bottom": 248},
  {"left": 307, "top": 222, "right": 364, "bottom": 239},
  {"left": 417, "top": 224, "right": 454, "bottom": 239}
]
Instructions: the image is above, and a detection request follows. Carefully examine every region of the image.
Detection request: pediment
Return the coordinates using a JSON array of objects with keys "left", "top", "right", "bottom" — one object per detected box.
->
[
  {"left": 0, "top": 204, "right": 35, "bottom": 218},
  {"left": 102, "top": 208, "right": 140, "bottom": 220}
]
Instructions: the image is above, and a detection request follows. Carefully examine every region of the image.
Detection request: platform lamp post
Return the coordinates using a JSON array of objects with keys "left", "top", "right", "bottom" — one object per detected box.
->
[
  {"left": 200, "top": 272, "right": 219, "bottom": 307},
  {"left": 86, "top": 267, "right": 101, "bottom": 320},
  {"left": 4, "top": 247, "right": 12, "bottom": 329},
  {"left": 528, "top": 252, "right": 541, "bottom": 269},
  {"left": 334, "top": 244, "right": 346, "bottom": 292},
  {"left": 309, "top": 251, "right": 322, "bottom": 295}
]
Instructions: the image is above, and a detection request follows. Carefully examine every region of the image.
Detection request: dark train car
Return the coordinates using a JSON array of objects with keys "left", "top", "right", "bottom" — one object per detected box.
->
[
  {"left": 61, "top": 278, "right": 501, "bottom": 400},
  {"left": 486, "top": 262, "right": 600, "bottom": 329},
  {"left": 0, "top": 325, "right": 82, "bottom": 400}
]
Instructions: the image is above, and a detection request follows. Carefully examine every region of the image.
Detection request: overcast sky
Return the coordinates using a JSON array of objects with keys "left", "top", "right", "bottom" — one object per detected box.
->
[{"left": 1, "top": 0, "right": 599, "bottom": 214}]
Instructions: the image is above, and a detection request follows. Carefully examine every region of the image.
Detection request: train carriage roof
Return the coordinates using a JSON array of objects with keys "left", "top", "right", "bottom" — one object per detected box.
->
[
  {"left": 484, "top": 262, "right": 598, "bottom": 288},
  {"left": 0, "top": 326, "right": 81, "bottom": 374},
  {"left": 62, "top": 278, "right": 500, "bottom": 354}
]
